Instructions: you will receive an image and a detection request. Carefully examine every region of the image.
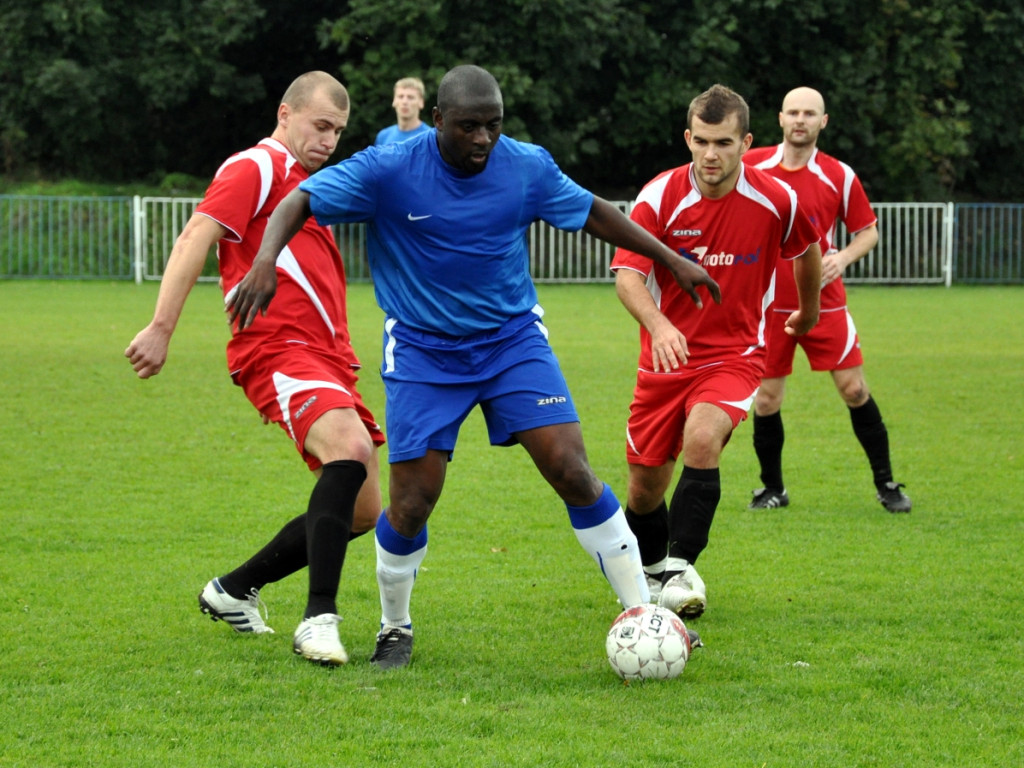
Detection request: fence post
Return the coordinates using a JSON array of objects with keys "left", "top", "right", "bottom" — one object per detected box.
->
[
  {"left": 132, "top": 195, "right": 144, "bottom": 284},
  {"left": 944, "top": 201, "right": 955, "bottom": 288}
]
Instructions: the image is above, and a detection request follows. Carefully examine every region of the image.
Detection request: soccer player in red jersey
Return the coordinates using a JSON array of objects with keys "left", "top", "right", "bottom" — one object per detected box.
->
[
  {"left": 125, "top": 72, "right": 384, "bottom": 665},
  {"left": 743, "top": 87, "right": 911, "bottom": 513},
  {"left": 612, "top": 84, "right": 822, "bottom": 618}
]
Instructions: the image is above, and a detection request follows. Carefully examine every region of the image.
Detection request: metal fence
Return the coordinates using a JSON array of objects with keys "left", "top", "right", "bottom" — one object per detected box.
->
[
  {"left": 2, "top": 194, "right": 1022, "bottom": 284},
  {"left": 1, "top": 195, "right": 135, "bottom": 279},
  {"left": 840, "top": 202, "right": 953, "bottom": 286},
  {"left": 953, "top": 203, "right": 1024, "bottom": 284}
]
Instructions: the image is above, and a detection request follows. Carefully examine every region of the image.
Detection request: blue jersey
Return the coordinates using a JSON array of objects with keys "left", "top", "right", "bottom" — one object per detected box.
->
[
  {"left": 300, "top": 130, "right": 594, "bottom": 335},
  {"left": 373, "top": 123, "right": 432, "bottom": 146}
]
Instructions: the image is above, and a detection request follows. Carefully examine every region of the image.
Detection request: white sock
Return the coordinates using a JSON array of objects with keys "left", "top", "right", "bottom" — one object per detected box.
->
[
  {"left": 568, "top": 484, "right": 651, "bottom": 607},
  {"left": 374, "top": 514, "right": 427, "bottom": 628}
]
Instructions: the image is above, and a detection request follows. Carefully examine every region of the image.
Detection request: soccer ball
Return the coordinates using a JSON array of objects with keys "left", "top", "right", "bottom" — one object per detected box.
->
[{"left": 606, "top": 604, "right": 692, "bottom": 681}]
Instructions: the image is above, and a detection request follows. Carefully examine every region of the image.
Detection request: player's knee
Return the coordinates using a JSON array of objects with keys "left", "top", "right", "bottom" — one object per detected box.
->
[
  {"left": 755, "top": 386, "right": 784, "bottom": 414},
  {"left": 386, "top": 498, "right": 432, "bottom": 537},
  {"left": 838, "top": 379, "right": 869, "bottom": 406},
  {"left": 627, "top": 482, "right": 663, "bottom": 514},
  {"left": 681, "top": 431, "right": 725, "bottom": 468},
  {"left": 316, "top": 431, "right": 375, "bottom": 466},
  {"left": 547, "top": 455, "right": 601, "bottom": 504}
]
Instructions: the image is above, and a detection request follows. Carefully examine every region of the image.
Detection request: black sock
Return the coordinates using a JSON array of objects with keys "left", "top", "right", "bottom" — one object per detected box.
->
[
  {"left": 849, "top": 396, "right": 893, "bottom": 489},
  {"left": 667, "top": 466, "right": 721, "bottom": 566},
  {"left": 304, "top": 460, "right": 367, "bottom": 618},
  {"left": 625, "top": 502, "right": 668, "bottom": 570},
  {"left": 217, "top": 463, "right": 372, "bottom": 601},
  {"left": 753, "top": 411, "right": 785, "bottom": 490},
  {"left": 220, "top": 513, "right": 307, "bottom": 599}
]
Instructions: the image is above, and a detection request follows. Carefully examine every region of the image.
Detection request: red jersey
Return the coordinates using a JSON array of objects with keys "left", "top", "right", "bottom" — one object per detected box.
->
[
  {"left": 611, "top": 163, "right": 819, "bottom": 371},
  {"left": 196, "top": 138, "right": 357, "bottom": 376},
  {"left": 744, "top": 145, "right": 876, "bottom": 311}
]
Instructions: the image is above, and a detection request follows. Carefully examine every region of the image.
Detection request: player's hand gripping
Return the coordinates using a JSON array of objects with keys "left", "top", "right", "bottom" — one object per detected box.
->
[{"left": 226, "top": 257, "right": 278, "bottom": 331}]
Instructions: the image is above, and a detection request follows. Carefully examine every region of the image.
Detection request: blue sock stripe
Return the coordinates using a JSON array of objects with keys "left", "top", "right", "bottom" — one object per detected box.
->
[
  {"left": 375, "top": 511, "right": 428, "bottom": 555},
  {"left": 566, "top": 483, "right": 619, "bottom": 530}
]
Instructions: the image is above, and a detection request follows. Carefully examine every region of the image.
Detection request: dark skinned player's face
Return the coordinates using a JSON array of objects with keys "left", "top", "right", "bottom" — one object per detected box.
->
[{"left": 433, "top": 96, "right": 503, "bottom": 175}]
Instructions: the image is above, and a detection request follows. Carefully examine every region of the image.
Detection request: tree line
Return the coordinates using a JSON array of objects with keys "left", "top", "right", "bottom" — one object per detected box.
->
[{"left": 2, "top": 0, "right": 1021, "bottom": 201}]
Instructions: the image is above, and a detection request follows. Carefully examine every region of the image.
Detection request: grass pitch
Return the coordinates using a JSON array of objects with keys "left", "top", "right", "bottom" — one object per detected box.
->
[{"left": 0, "top": 281, "right": 1021, "bottom": 767}]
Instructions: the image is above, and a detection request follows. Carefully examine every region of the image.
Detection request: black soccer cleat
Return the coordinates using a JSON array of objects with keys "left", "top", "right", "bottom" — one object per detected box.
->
[
  {"left": 370, "top": 626, "right": 414, "bottom": 670},
  {"left": 748, "top": 487, "right": 789, "bottom": 509},
  {"left": 877, "top": 482, "right": 912, "bottom": 513}
]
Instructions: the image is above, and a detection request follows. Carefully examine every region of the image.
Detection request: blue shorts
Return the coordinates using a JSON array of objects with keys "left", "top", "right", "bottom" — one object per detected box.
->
[{"left": 380, "top": 310, "right": 579, "bottom": 462}]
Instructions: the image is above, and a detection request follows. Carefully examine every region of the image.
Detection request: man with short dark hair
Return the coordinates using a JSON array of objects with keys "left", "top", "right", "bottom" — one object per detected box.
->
[{"left": 613, "top": 84, "right": 822, "bottom": 619}]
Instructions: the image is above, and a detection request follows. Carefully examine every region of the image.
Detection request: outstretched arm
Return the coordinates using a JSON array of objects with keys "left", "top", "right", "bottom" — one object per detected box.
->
[
  {"left": 225, "top": 188, "right": 313, "bottom": 331},
  {"left": 583, "top": 196, "right": 721, "bottom": 308},
  {"left": 124, "top": 213, "right": 226, "bottom": 378}
]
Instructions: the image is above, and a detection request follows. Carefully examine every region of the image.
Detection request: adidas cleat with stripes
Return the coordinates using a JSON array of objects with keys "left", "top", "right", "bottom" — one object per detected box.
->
[
  {"left": 198, "top": 577, "right": 274, "bottom": 634},
  {"left": 293, "top": 614, "right": 348, "bottom": 666}
]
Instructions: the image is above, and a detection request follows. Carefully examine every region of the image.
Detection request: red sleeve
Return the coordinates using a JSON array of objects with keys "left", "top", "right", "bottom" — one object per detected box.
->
[
  {"left": 842, "top": 173, "right": 877, "bottom": 234},
  {"left": 783, "top": 194, "right": 822, "bottom": 261},
  {"left": 195, "top": 155, "right": 265, "bottom": 244},
  {"left": 610, "top": 202, "right": 658, "bottom": 276}
]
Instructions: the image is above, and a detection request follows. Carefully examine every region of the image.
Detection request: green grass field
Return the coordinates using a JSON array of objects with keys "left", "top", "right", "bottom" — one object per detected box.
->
[{"left": 1, "top": 281, "right": 1021, "bottom": 767}]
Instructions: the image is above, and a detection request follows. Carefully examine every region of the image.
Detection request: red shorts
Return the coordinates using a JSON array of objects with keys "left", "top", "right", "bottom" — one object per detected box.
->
[
  {"left": 626, "top": 361, "right": 761, "bottom": 466},
  {"left": 232, "top": 346, "right": 385, "bottom": 471},
  {"left": 763, "top": 307, "right": 863, "bottom": 378}
]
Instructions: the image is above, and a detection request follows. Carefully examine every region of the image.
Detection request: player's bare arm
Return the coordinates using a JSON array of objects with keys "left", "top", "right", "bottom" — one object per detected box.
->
[
  {"left": 615, "top": 268, "right": 690, "bottom": 371},
  {"left": 125, "top": 213, "right": 227, "bottom": 378},
  {"left": 226, "top": 188, "right": 313, "bottom": 331},
  {"left": 785, "top": 241, "right": 823, "bottom": 337},
  {"left": 584, "top": 196, "right": 721, "bottom": 308},
  {"left": 822, "top": 225, "right": 879, "bottom": 287}
]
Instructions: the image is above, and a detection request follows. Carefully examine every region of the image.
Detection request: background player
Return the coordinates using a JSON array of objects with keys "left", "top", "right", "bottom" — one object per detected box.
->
[
  {"left": 612, "top": 84, "right": 822, "bottom": 618},
  {"left": 227, "top": 64, "right": 721, "bottom": 669},
  {"left": 374, "top": 76, "right": 432, "bottom": 146},
  {"left": 743, "top": 86, "right": 911, "bottom": 513},
  {"left": 125, "top": 71, "right": 384, "bottom": 666}
]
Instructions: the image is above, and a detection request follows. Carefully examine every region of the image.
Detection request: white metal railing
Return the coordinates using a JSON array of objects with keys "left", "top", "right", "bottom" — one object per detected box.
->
[
  {"left": 840, "top": 202, "right": 953, "bottom": 287},
  {"left": 4, "top": 195, "right": 1022, "bottom": 284}
]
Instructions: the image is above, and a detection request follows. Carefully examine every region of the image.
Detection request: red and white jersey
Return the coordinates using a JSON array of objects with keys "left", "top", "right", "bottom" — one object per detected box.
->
[
  {"left": 612, "top": 163, "right": 820, "bottom": 371},
  {"left": 744, "top": 145, "right": 876, "bottom": 311},
  {"left": 196, "top": 138, "right": 358, "bottom": 376}
]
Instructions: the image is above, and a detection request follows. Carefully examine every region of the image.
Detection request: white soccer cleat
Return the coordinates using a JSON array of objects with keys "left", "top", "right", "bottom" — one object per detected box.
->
[
  {"left": 658, "top": 562, "right": 707, "bottom": 619},
  {"left": 198, "top": 577, "right": 274, "bottom": 634},
  {"left": 293, "top": 614, "right": 348, "bottom": 666}
]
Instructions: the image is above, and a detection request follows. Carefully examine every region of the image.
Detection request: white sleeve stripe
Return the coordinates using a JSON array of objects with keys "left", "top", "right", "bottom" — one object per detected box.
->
[{"left": 216, "top": 148, "right": 275, "bottom": 219}]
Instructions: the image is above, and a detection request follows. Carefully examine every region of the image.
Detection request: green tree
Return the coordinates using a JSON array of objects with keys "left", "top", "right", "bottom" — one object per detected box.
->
[
  {"left": 0, "top": 0, "right": 267, "bottom": 180},
  {"left": 317, "top": 0, "right": 983, "bottom": 200},
  {"left": 955, "top": 0, "right": 1024, "bottom": 200},
  {"left": 321, "top": 0, "right": 673, "bottom": 191},
  {"left": 2, "top": 0, "right": 1022, "bottom": 200}
]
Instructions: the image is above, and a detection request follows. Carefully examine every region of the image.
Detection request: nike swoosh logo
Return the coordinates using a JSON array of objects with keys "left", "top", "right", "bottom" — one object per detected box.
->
[{"left": 407, "top": 213, "right": 432, "bottom": 221}]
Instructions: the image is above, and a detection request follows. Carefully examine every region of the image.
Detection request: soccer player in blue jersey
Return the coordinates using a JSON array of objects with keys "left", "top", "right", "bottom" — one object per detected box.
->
[
  {"left": 228, "top": 64, "right": 720, "bottom": 670},
  {"left": 374, "top": 77, "right": 432, "bottom": 146}
]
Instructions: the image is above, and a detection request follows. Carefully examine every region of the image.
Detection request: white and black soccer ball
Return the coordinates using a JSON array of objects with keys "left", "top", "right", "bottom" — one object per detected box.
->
[{"left": 606, "top": 604, "right": 693, "bottom": 681}]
